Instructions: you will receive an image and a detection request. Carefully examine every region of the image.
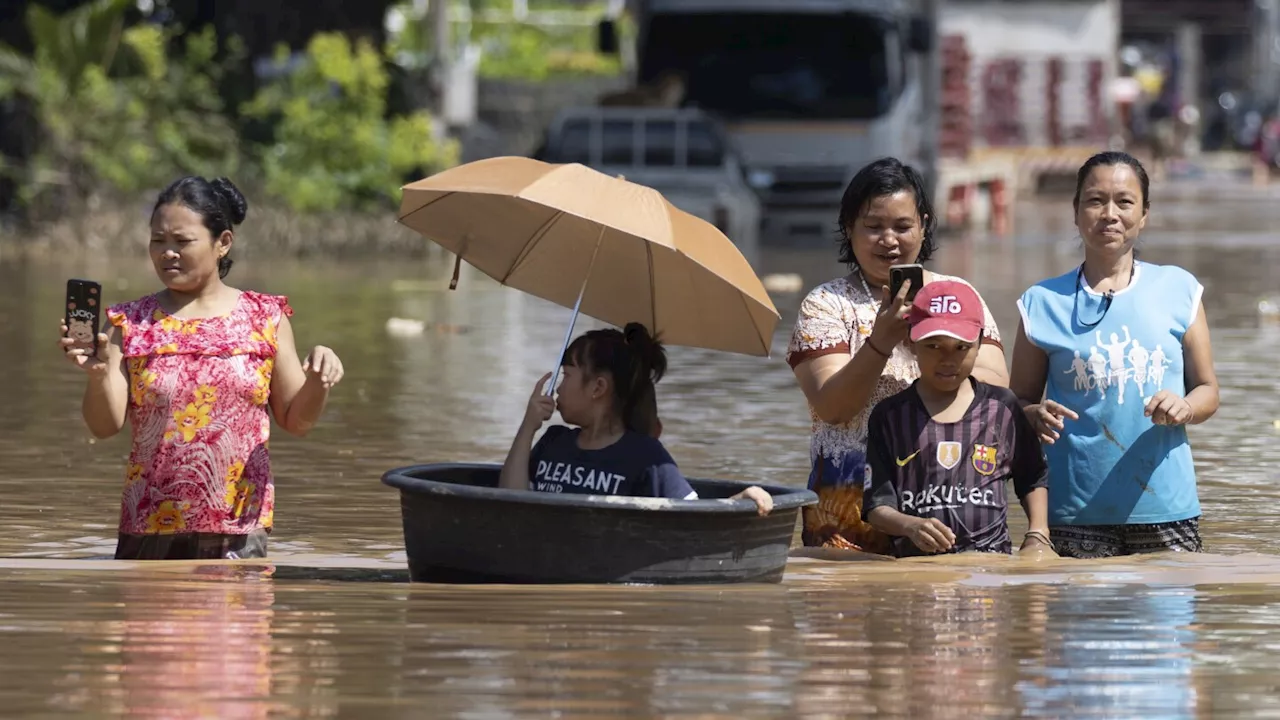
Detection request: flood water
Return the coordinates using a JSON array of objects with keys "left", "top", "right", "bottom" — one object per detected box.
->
[{"left": 2, "top": 188, "right": 1280, "bottom": 717}]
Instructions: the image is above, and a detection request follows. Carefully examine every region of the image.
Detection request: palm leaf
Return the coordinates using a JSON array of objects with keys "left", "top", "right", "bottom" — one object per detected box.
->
[
  {"left": 0, "top": 44, "right": 36, "bottom": 97},
  {"left": 25, "top": 0, "right": 132, "bottom": 84}
]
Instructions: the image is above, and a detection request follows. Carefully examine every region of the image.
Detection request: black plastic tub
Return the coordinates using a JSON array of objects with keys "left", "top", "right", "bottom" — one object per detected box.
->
[{"left": 381, "top": 463, "right": 818, "bottom": 585}]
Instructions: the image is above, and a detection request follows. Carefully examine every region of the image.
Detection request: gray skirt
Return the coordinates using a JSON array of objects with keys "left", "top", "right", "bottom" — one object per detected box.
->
[{"left": 114, "top": 529, "right": 270, "bottom": 560}]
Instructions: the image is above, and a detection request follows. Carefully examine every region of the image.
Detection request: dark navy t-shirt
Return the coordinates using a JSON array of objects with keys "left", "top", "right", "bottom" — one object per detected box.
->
[{"left": 527, "top": 425, "right": 697, "bottom": 500}]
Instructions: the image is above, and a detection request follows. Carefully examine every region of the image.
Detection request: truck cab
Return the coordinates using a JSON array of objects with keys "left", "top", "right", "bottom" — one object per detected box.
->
[
  {"left": 537, "top": 107, "right": 763, "bottom": 253},
  {"left": 597, "top": 0, "right": 938, "bottom": 241}
]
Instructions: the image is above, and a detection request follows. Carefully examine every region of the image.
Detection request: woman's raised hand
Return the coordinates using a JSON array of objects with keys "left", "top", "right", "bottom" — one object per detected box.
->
[
  {"left": 57, "top": 319, "right": 110, "bottom": 375},
  {"left": 302, "top": 346, "right": 344, "bottom": 389},
  {"left": 868, "top": 279, "right": 913, "bottom": 357}
]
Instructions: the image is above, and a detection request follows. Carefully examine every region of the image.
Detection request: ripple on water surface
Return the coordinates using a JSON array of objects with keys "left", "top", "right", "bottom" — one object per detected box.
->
[{"left": 4, "top": 210, "right": 1280, "bottom": 716}]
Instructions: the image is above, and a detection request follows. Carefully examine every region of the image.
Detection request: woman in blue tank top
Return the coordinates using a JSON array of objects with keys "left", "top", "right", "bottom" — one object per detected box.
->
[{"left": 1009, "top": 151, "right": 1220, "bottom": 558}]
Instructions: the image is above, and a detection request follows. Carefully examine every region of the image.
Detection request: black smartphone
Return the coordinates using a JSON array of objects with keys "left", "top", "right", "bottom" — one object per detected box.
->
[
  {"left": 65, "top": 279, "right": 103, "bottom": 355},
  {"left": 889, "top": 263, "right": 925, "bottom": 302}
]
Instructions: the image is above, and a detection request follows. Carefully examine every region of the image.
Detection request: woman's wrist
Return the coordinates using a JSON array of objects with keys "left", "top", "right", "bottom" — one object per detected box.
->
[
  {"left": 865, "top": 337, "right": 891, "bottom": 359},
  {"left": 85, "top": 367, "right": 114, "bottom": 386}
]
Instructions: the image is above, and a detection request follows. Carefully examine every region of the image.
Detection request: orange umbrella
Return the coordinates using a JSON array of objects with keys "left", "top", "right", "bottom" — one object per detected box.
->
[{"left": 398, "top": 157, "right": 780, "bottom": 387}]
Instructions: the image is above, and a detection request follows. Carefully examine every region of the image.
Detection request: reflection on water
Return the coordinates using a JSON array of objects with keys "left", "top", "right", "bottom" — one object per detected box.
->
[
  {"left": 2, "top": 192, "right": 1280, "bottom": 715},
  {"left": 4, "top": 558, "right": 1280, "bottom": 717}
]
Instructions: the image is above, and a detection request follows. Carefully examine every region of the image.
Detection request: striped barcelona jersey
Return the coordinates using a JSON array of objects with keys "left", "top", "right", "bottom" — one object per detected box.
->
[{"left": 861, "top": 379, "right": 1048, "bottom": 558}]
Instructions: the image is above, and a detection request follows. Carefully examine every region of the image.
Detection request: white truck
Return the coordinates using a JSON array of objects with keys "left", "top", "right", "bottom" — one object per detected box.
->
[{"left": 596, "top": 0, "right": 940, "bottom": 240}]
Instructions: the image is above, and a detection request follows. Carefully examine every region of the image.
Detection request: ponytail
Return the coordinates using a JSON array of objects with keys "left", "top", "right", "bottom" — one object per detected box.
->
[
  {"left": 561, "top": 322, "right": 668, "bottom": 437},
  {"left": 621, "top": 322, "right": 666, "bottom": 437}
]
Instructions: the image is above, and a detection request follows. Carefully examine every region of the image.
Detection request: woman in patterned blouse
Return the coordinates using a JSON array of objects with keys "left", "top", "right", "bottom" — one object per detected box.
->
[
  {"left": 786, "top": 158, "right": 1009, "bottom": 553},
  {"left": 58, "top": 176, "right": 344, "bottom": 560}
]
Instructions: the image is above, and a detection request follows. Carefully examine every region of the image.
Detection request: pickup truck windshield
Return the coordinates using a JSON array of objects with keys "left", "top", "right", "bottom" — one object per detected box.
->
[{"left": 639, "top": 12, "right": 893, "bottom": 120}]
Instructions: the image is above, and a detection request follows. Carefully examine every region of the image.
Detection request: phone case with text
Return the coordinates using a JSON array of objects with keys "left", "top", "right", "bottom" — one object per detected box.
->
[{"left": 65, "top": 279, "right": 103, "bottom": 355}]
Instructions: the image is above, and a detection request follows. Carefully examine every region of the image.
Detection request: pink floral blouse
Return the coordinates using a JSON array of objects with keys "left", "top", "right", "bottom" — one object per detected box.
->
[{"left": 107, "top": 292, "right": 291, "bottom": 536}]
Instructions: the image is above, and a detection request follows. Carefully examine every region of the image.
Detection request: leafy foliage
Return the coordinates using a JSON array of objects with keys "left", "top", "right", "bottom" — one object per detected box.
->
[
  {"left": 385, "top": 0, "right": 627, "bottom": 81},
  {"left": 0, "top": 0, "right": 240, "bottom": 211},
  {"left": 473, "top": 21, "right": 621, "bottom": 81},
  {"left": 243, "top": 33, "right": 459, "bottom": 212}
]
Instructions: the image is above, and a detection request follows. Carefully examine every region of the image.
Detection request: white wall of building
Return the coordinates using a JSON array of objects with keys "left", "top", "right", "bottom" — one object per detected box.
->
[
  {"left": 941, "top": 0, "right": 1119, "bottom": 58},
  {"left": 940, "top": 0, "right": 1121, "bottom": 148}
]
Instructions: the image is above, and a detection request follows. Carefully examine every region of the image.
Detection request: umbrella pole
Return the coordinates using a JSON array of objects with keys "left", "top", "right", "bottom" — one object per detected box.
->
[{"left": 546, "top": 227, "right": 605, "bottom": 396}]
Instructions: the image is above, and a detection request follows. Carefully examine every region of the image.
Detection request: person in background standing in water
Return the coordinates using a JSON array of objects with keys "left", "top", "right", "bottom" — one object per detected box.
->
[
  {"left": 1010, "top": 151, "right": 1219, "bottom": 558},
  {"left": 500, "top": 323, "right": 774, "bottom": 514},
  {"left": 58, "top": 176, "right": 344, "bottom": 560},
  {"left": 786, "top": 157, "right": 1009, "bottom": 553}
]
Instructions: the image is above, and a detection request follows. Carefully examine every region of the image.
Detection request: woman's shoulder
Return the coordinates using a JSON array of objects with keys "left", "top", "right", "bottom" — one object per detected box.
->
[
  {"left": 799, "top": 276, "right": 867, "bottom": 314},
  {"left": 106, "top": 293, "right": 160, "bottom": 326},
  {"left": 1019, "top": 268, "right": 1079, "bottom": 302},
  {"left": 239, "top": 290, "right": 294, "bottom": 319},
  {"left": 1138, "top": 261, "right": 1200, "bottom": 288}
]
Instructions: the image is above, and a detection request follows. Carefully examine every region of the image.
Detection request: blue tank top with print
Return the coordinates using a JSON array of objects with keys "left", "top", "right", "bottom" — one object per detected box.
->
[{"left": 1017, "top": 261, "right": 1203, "bottom": 526}]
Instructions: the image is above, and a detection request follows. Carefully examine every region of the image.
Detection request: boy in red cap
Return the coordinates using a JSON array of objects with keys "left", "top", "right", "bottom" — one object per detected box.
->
[{"left": 861, "top": 280, "right": 1054, "bottom": 558}]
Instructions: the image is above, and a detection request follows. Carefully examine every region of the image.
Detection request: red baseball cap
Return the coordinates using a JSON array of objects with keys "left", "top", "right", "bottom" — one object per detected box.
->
[{"left": 908, "top": 280, "right": 985, "bottom": 343}]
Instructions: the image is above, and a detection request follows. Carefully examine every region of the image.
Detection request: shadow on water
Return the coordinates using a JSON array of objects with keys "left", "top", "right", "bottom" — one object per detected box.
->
[{"left": 2, "top": 189, "right": 1280, "bottom": 715}]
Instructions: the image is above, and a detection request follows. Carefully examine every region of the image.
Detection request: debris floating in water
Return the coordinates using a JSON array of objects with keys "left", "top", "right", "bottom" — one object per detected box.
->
[
  {"left": 1260, "top": 298, "right": 1280, "bottom": 323},
  {"left": 384, "top": 317, "right": 470, "bottom": 337},
  {"left": 385, "top": 317, "right": 425, "bottom": 336},
  {"left": 762, "top": 273, "right": 804, "bottom": 293}
]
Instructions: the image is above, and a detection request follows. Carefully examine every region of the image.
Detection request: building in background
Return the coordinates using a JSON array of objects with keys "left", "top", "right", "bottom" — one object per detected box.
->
[{"left": 936, "top": 0, "right": 1119, "bottom": 196}]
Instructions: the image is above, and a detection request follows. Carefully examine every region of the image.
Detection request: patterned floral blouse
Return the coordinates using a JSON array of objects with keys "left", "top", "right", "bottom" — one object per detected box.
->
[
  {"left": 107, "top": 292, "right": 291, "bottom": 537},
  {"left": 785, "top": 271, "right": 1003, "bottom": 550}
]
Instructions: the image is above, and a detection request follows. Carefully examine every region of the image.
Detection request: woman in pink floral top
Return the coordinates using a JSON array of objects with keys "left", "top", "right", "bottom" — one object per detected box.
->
[
  {"left": 58, "top": 176, "right": 344, "bottom": 560},
  {"left": 786, "top": 159, "right": 1009, "bottom": 554}
]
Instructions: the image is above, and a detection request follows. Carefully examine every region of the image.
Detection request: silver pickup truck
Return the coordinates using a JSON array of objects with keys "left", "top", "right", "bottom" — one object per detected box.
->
[{"left": 534, "top": 107, "right": 762, "bottom": 254}]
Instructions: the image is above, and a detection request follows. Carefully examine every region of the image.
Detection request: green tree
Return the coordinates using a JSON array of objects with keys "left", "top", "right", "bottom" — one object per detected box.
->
[
  {"left": 0, "top": 0, "right": 240, "bottom": 214},
  {"left": 243, "top": 33, "right": 459, "bottom": 213},
  {"left": 474, "top": 21, "right": 621, "bottom": 81},
  {"left": 384, "top": 0, "right": 626, "bottom": 82}
]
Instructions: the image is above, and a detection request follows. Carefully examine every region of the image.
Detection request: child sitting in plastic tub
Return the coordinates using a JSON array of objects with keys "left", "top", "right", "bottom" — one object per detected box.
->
[{"left": 499, "top": 323, "right": 773, "bottom": 515}]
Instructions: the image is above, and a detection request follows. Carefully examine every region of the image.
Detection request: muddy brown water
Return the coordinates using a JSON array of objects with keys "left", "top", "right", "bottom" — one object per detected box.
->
[{"left": 2, "top": 192, "right": 1280, "bottom": 717}]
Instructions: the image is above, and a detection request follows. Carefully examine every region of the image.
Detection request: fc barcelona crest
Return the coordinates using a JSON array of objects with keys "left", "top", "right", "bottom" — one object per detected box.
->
[
  {"left": 972, "top": 444, "right": 997, "bottom": 475},
  {"left": 936, "top": 441, "right": 961, "bottom": 469}
]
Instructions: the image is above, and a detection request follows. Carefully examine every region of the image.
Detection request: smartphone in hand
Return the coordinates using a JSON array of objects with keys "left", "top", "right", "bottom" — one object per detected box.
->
[
  {"left": 889, "top": 263, "right": 924, "bottom": 302},
  {"left": 65, "top": 279, "right": 103, "bottom": 355}
]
